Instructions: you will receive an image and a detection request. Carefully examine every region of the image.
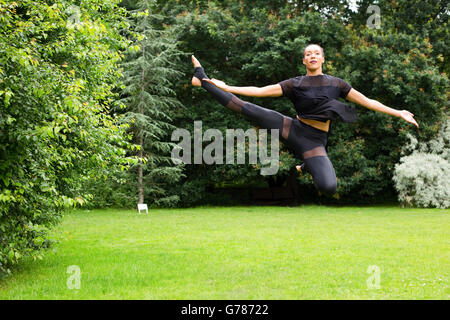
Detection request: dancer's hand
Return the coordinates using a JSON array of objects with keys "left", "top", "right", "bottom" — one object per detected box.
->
[
  {"left": 203, "top": 78, "right": 230, "bottom": 92},
  {"left": 398, "top": 110, "right": 419, "bottom": 128}
]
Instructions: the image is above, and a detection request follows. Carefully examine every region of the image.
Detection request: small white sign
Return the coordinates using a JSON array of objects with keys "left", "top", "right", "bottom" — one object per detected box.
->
[{"left": 137, "top": 203, "right": 148, "bottom": 214}]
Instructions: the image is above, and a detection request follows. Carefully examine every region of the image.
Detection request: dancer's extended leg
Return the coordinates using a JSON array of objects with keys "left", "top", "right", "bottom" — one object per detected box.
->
[{"left": 192, "top": 63, "right": 292, "bottom": 141}]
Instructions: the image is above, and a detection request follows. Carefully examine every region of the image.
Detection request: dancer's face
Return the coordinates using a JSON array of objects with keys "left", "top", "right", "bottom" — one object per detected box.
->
[{"left": 302, "top": 45, "right": 325, "bottom": 72}]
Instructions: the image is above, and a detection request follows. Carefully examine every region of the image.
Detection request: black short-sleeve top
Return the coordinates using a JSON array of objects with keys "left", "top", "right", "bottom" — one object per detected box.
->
[{"left": 278, "top": 74, "right": 358, "bottom": 123}]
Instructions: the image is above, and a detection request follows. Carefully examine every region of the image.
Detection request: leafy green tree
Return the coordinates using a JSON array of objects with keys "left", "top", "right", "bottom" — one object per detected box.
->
[
  {"left": 353, "top": 0, "right": 449, "bottom": 74},
  {"left": 0, "top": 0, "right": 132, "bottom": 275}
]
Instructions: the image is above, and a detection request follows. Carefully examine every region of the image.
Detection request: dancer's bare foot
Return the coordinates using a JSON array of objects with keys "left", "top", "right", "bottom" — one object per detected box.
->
[
  {"left": 191, "top": 55, "right": 202, "bottom": 86},
  {"left": 192, "top": 55, "right": 201, "bottom": 68}
]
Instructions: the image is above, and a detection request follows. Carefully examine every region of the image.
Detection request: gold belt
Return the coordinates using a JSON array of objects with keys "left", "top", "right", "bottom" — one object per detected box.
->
[{"left": 296, "top": 115, "right": 330, "bottom": 132}]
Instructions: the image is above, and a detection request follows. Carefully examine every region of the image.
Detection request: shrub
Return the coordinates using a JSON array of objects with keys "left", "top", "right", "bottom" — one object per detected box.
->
[{"left": 393, "top": 119, "right": 450, "bottom": 208}]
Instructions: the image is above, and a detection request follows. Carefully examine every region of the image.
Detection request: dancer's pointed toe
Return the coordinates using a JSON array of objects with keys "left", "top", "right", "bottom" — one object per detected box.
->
[{"left": 191, "top": 55, "right": 201, "bottom": 68}]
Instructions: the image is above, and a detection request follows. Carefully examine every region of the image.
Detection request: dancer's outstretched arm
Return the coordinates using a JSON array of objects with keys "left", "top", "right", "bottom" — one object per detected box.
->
[
  {"left": 346, "top": 88, "right": 419, "bottom": 128},
  {"left": 204, "top": 78, "right": 283, "bottom": 98}
]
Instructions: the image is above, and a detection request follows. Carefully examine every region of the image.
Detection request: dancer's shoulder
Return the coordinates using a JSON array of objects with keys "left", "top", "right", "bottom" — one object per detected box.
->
[
  {"left": 320, "top": 74, "right": 352, "bottom": 88},
  {"left": 288, "top": 75, "right": 305, "bottom": 84},
  {"left": 323, "top": 74, "right": 350, "bottom": 82}
]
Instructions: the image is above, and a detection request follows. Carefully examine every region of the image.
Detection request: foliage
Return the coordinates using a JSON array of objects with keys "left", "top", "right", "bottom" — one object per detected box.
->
[
  {"left": 118, "top": 0, "right": 185, "bottom": 207},
  {"left": 393, "top": 119, "right": 450, "bottom": 209},
  {"left": 83, "top": 0, "right": 186, "bottom": 209},
  {"left": 0, "top": 0, "right": 132, "bottom": 275},
  {"left": 153, "top": 0, "right": 448, "bottom": 205},
  {"left": 354, "top": 0, "right": 449, "bottom": 74}
]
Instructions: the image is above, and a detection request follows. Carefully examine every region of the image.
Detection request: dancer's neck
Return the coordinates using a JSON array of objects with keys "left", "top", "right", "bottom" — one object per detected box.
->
[{"left": 306, "top": 68, "right": 324, "bottom": 76}]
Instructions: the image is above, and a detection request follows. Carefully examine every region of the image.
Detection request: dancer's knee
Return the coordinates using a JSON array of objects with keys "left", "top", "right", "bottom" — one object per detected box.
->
[{"left": 316, "top": 178, "right": 337, "bottom": 196}]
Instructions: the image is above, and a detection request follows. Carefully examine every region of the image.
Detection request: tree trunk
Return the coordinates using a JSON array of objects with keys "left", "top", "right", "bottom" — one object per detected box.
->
[
  {"left": 138, "top": 135, "right": 144, "bottom": 204},
  {"left": 138, "top": 40, "right": 146, "bottom": 204}
]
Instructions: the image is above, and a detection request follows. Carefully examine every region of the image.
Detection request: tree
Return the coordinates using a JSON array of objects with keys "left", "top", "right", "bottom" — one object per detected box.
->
[
  {"left": 0, "top": 0, "right": 133, "bottom": 276},
  {"left": 119, "top": 0, "right": 184, "bottom": 207},
  {"left": 353, "top": 0, "right": 449, "bottom": 74}
]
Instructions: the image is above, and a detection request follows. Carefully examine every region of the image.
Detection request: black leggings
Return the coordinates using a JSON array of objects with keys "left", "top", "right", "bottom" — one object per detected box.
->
[{"left": 194, "top": 67, "right": 337, "bottom": 196}]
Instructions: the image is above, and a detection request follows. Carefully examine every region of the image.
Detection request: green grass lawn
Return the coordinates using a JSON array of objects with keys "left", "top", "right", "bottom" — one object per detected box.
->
[{"left": 0, "top": 206, "right": 448, "bottom": 299}]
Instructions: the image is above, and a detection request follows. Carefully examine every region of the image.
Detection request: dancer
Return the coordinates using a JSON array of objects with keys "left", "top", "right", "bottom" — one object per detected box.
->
[{"left": 191, "top": 44, "right": 418, "bottom": 196}]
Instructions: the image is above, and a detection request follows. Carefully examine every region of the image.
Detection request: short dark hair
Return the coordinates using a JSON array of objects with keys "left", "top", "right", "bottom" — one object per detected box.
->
[{"left": 303, "top": 44, "right": 324, "bottom": 57}]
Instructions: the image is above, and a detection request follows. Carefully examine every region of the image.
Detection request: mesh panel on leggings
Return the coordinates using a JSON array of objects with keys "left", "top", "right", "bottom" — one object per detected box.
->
[
  {"left": 282, "top": 116, "right": 292, "bottom": 140},
  {"left": 226, "top": 95, "right": 246, "bottom": 113},
  {"left": 302, "top": 146, "right": 327, "bottom": 159}
]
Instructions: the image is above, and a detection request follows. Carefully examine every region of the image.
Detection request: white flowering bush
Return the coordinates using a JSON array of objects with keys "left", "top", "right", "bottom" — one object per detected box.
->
[{"left": 393, "top": 119, "right": 450, "bottom": 209}]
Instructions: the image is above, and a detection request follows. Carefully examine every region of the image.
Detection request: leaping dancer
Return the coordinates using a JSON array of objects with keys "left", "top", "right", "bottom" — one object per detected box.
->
[{"left": 190, "top": 44, "right": 418, "bottom": 196}]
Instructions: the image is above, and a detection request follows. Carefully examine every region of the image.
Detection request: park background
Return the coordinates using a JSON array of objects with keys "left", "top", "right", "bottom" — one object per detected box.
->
[{"left": 0, "top": 0, "right": 448, "bottom": 299}]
